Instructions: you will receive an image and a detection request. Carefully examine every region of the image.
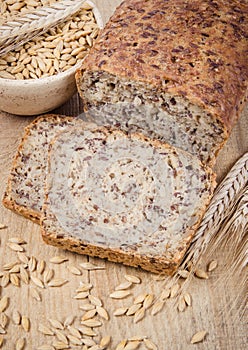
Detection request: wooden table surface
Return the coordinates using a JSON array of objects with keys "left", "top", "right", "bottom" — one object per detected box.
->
[{"left": 0, "top": 1, "right": 247, "bottom": 349}]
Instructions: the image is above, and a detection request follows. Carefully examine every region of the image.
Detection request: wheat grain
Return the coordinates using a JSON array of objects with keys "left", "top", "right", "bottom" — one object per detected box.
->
[
  {"left": 143, "top": 339, "right": 158, "bottom": 350},
  {"left": 38, "top": 323, "right": 54, "bottom": 336},
  {"left": 30, "top": 287, "right": 41, "bottom": 301},
  {"left": 37, "top": 260, "right": 46, "bottom": 274},
  {"left": 143, "top": 294, "right": 154, "bottom": 309},
  {"left": 0, "top": 327, "right": 6, "bottom": 335},
  {"left": 52, "top": 340, "right": 69, "bottom": 349},
  {"left": 0, "top": 313, "right": 8, "bottom": 329},
  {"left": 28, "top": 256, "right": 37, "bottom": 272},
  {"left": 8, "top": 237, "right": 26, "bottom": 244},
  {"left": 126, "top": 303, "right": 142, "bottom": 316},
  {"left": 115, "top": 281, "right": 132, "bottom": 291},
  {"left": 207, "top": 260, "right": 218, "bottom": 272},
  {"left": 37, "top": 345, "right": 55, "bottom": 350},
  {"left": 88, "top": 295, "right": 102, "bottom": 307},
  {"left": 55, "top": 330, "right": 68, "bottom": 344},
  {"left": 99, "top": 335, "right": 111, "bottom": 348},
  {"left": 67, "top": 264, "right": 81, "bottom": 275},
  {"left": 110, "top": 290, "right": 131, "bottom": 299},
  {"left": 183, "top": 293, "right": 192, "bottom": 306},
  {"left": 159, "top": 288, "right": 171, "bottom": 300},
  {"left": 79, "top": 303, "right": 96, "bottom": 311},
  {"left": 67, "top": 325, "right": 81, "bottom": 338},
  {"left": 77, "top": 325, "right": 97, "bottom": 337},
  {"left": 64, "top": 315, "right": 74, "bottom": 327},
  {"left": 0, "top": 296, "right": 9, "bottom": 312},
  {"left": 195, "top": 269, "right": 209, "bottom": 279},
  {"left": 113, "top": 307, "right": 128, "bottom": 316},
  {"left": 67, "top": 334, "right": 82, "bottom": 345},
  {"left": 190, "top": 330, "right": 207, "bottom": 344},
  {"left": 96, "top": 306, "right": 109, "bottom": 320},
  {"left": 116, "top": 340, "right": 127, "bottom": 350},
  {"left": 31, "top": 275, "right": 45, "bottom": 288},
  {"left": 80, "top": 319, "right": 102, "bottom": 327},
  {"left": 48, "top": 278, "right": 68, "bottom": 287},
  {"left": 10, "top": 273, "right": 20, "bottom": 287},
  {"left": 133, "top": 293, "right": 146, "bottom": 304},
  {"left": 0, "top": 335, "right": 3, "bottom": 348},
  {"left": 9, "top": 265, "right": 21, "bottom": 273},
  {"left": 76, "top": 282, "right": 93, "bottom": 292},
  {"left": 20, "top": 266, "right": 29, "bottom": 284},
  {"left": 12, "top": 310, "right": 21, "bottom": 325},
  {"left": 49, "top": 319, "right": 64, "bottom": 330},
  {"left": 133, "top": 307, "right": 145, "bottom": 323},
  {"left": 15, "top": 337, "right": 26, "bottom": 350},
  {"left": 81, "top": 309, "right": 97, "bottom": 321},
  {"left": 17, "top": 252, "right": 29, "bottom": 264},
  {"left": 1, "top": 273, "right": 10, "bottom": 287},
  {"left": 170, "top": 283, "right": 180, "bottom": 298},
  {"left": 177, "top": 297, "right": 186, "bottom": 312},
  {"left": 80, "top": 262, "right": 105, "bottom": 270},
  {"left": 7, "top": 242, "right": 24, "bottom": 252},
  {"left": 3, "top": 261, "right": 19, "bottom": 270},
  {"left": 124, "top": 340, "right": 141, "bottom": 350},
  {"left": 73, "top": 291, "right": 89, "bottom": 299},
  {"left": 44, "top": 268, "right": 54, "bottom": 283},
  {"left": 50, "top": 256, "right": 68, "bottom": 264},
  {"left": 151, "top": 300, "right": 165, "bottom": 316},
  {"left": 21, "top": 316, "right": 30, "bottom": 332},
  {"left": 124, "top": 275, "right": 141, "bottom": 284}
]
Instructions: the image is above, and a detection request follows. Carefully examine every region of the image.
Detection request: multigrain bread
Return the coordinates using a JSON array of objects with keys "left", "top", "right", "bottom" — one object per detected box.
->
[
  {"left": 2, "top": 114, "right": 78, "bottom": 223},
  {"left": 76, "top": 0, "right": 248, "bottom": 166},
  {"left": 41, "top": 125, "right": 216, "bottom": 274}
]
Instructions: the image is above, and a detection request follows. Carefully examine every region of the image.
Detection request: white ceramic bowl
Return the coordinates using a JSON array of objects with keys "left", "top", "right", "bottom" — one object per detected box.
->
[{"left": 0, "top": 1, "right": 103, "bottom": 116}]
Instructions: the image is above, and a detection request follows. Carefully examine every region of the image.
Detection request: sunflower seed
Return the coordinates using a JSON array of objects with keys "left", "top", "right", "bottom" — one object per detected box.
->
[
  {"left": 190, "top": 330, "right": 207, "bottom": 344},
  {"left": 15, "top": 337, "right": 25, "bottom": 350},
  {"left": 38, "top": 324, "right": 54, "bottom": 336},
  {"left": 109, "top": 290, "right": 131, "bottom": 299},
  {"left": 21, "top": 316, "right": 30, "bottom": 332}
]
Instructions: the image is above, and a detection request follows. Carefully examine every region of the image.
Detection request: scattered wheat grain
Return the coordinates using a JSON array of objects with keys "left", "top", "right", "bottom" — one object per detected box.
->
[
  {"left": 48, "top": 279, "right": 68, "bottom": 287},
  {"left": 170, "top": 283, "right": 180, "bottom": 298},
  {"left": 144, "top": 338, "right": 158, "bottom": 350},
  {"left": 55, "top": 330, "right": 68, "bottom": 344},
  {"left": 109, "top": 290, "right": 131, "bottom": 299},
  {"left": 67, "top": 325, "right": 81, "bottom": 338},
  {"left": 80, "top": 319, "right": 102, "bottom": 327},
  {"left": 20, "top": 266, "right": 29, "bottom": 284},
  {"left": 183, "top": 293, "right": 192, "bottom": 306},
  {"left": 143, "top": 294, "right": 154, "bottom": 309},
  {"left": 21, "top": 316, "right": 30, "bottom": 332},
  {"left": 28, "top": 256, "right": 37, "bottom": 272},
  {"left": 1, "top": 273, "right": 10, "bottom": 287},
  {"left": 30, "top": 287, "right": 41, "bottom": 301},
  {"left": 126, "top": 303, "right": 142, "bottom": 316},
  {"left": 190, "top": 330, "right": 207, "bottom": 344},
  {"left": 133, "top": 307, "right": 145, "bottom": 323},
  {"left": 76, "top": 282, "right": 93, "bottom": 292},
  {"left": 80, "top": 262, "right": 105, "bottom": 270},
  {"left": 67, "top": 265, "right": 81, "bottom": 275},
  {"left": 30, "top": 275, "right": 44, "bottom": 289},
  {"left": 207, "top": 260, "right": 218, "bottom": 272},
  {"left": 15, "top": 337, "right": 25, "bottom": 350},
  {"left": 113, "top": 307, "right": 128, "bottom": 316},
  {"left": 52, "top": 341, "right": 69, "bottom": 349},
  {"left": 80, "top": 303, "right": 95, "bottom": 311},
  {"left": 44, "top": 268, "right": 54, "bottom": 284},
  {"left": 38, "top": 323, "right": 54, "bottom": 336},
  {"left": 96, "top": 306, "right": 109, "bottom": 320},
  {"left": 88, "top": 295, "right": 102, "bottom": 307},
  {"left": 115, "top": 281, "right": 132, "bottom": 291},
  {"left": 195, "top": 269, "right": 209, "bottom": 279},
  {"left": 178, "top": 297, "right": 186, "bottom": 312},
  {"left": 10, "top": 273, "right": 20, "bottom": 287},
  {"left": 151, "top": 300, "right": 165, "bottom": 316},
  {"left": 7, "top": 242, "right": 24, "bottom": 252},
  {"left": 116, "top": 340, "right": 127, "bottom": 350},
  {"left": 49, "top": 319, "right": 64, "bottom": 330},
  {"left": 0, "top": 313, "right": 8, "bottom": 329},
  {"left": 64, "top": 315, "right": 74, "bottom": 327},
  {"left": 0, "top": 296, "right": 9, "bottom": 312},
  {"left": 37, "top": 260, "right": 46, "bottom": 274},
  {"left": 37, "top": 345, "right": 55, "bottom": 350},
  {"left": 73, "top": 291, "right": 89, "bottom": 299},
  {"left": 12, "top": 310, "right": 21, "bottom": 325},
  {"left": 100, "top": 335, "right": 111, "bottom": 348},
  {"left": 133, "top": 293, "right": 146, "bottom": 304},
  {"left": 50, "top": 256, "right": 68, "bottom": 264},
  {"left": 124, "top": 340, "right": 141, "bottom": 350},
  {"left": 81, "top": 309, "right": 97, "bottom": 321},
  {"left": 124, "top": 275, "right": 141, "bottom": 284}
]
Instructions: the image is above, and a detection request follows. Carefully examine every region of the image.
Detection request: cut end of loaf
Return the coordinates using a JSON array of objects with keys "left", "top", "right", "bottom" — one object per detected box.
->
[
  {"left": 41, "top": 125, "right": 216, "bottom": 275},
  {"left": 76, "top": 70, "right": 228, "bottom": 166}
]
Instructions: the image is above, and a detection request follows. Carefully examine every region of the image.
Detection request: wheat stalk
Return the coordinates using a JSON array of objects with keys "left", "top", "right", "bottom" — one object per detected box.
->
[
  {"left": 181, "top": 152, "right": 248, "bottom": 266},
  {"left": 0, "top": 0, "right": 87, "bottom": 56}
]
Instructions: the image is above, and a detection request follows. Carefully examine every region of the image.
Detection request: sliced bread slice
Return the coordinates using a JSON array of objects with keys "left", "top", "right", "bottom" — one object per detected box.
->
[
  {"left": 2, "top": 114, "right": 78, "bottom": 223},
  {"left": 41, "top": 125, "right": 216, "bottom": 274}
]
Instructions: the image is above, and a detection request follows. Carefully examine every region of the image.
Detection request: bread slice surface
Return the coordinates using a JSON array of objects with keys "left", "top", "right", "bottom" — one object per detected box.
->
[
  {"left": 76, "top": 0, "right": 248, "bottom": 165},
  {"left": 41, "top": 125, "right": 216, "bottom": 274},
  {"left": 2, "top": 114, "right": 78, "bottom": 223}
]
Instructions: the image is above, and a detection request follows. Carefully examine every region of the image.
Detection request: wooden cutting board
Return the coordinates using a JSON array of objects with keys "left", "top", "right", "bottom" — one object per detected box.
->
[{"left": 0, "top": 1, "right": 247, "bottom": 349}]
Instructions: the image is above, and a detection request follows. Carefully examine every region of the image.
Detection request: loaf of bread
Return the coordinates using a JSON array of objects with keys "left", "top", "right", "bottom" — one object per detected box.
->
[
  {"left": 76, "top": 0, "right": 248, "bottom": 166},
  {"left": 2, "top": 114, "right": 78, "bottom": 223},
  {"left": 41, "top": 125, "right": 216, "bottom": 274}
]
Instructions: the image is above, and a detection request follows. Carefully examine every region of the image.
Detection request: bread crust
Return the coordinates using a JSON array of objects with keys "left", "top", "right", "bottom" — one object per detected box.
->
[
  {"left": 76, "top": 0, "right": 248, "bottom": 133},
  {"left": 41, "top": 125, "right": 216, "bottom": 275},
  {"left": 2, "top": 114, "right": 75, "bottom": 224}
]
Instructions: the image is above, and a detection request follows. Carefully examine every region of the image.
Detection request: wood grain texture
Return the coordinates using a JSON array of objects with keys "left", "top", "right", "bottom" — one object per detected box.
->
[{"left": 0, "top": 0, "right": 247, "bottom": 349}]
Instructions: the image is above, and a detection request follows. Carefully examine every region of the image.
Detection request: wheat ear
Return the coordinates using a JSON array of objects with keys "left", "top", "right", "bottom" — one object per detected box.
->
[
  {"left": 0, "top": 0, "right": 87, "bottom": 56},
  {"left": 182, "top": 152, "right": 248, "bottom": 267}
]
